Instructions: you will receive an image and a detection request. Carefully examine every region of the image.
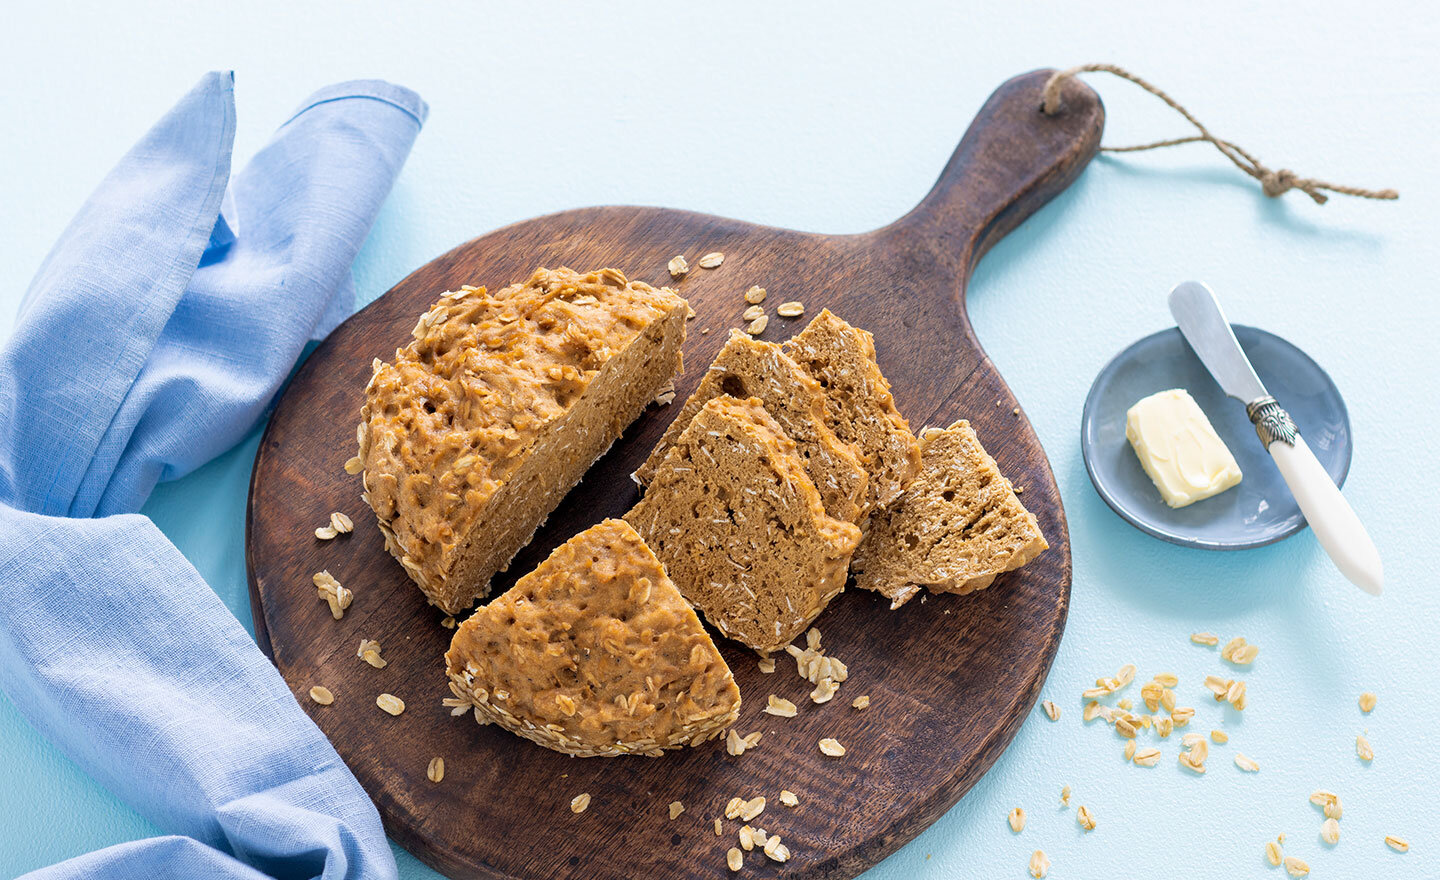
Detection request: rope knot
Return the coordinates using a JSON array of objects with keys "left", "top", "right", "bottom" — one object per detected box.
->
[{"left": 1260, "top": 168, "right": 1296, "bottom": 197}]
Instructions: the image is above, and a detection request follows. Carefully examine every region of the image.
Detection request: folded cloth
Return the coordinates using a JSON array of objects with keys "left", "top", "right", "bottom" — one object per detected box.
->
[{"left": 0, "top": 72, "right": 426, "bottom": 880}]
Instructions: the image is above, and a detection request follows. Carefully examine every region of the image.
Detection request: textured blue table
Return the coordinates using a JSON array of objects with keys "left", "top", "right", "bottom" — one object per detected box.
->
[{"left": 2, "top": 3, "right": 1436, "bottom": 878}]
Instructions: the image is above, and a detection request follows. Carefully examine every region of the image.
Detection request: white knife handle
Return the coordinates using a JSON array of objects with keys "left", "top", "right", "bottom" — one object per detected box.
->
[{"left": 1268, "top": 436, "right": 1383, "bottom": 595}]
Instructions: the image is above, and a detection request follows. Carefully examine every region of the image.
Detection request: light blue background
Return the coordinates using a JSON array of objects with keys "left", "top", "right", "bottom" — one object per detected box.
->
[{"left": 2, "top": 2, "right": 1435, "bottom": 878}]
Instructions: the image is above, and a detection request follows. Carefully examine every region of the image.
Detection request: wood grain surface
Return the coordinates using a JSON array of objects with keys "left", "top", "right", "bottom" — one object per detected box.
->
[{"left": 246, "top": 69, "right": 1101, "bottom": 880}]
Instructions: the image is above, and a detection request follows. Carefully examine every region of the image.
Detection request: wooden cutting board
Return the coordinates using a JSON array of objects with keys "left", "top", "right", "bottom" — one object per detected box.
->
[{"left": 246, "top": 69, "right": 1100, "bottom": 880}]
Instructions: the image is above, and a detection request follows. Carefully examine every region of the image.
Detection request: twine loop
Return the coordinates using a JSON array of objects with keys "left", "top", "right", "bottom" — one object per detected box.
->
[{"left": 1041, "top": 63, "right": 1398, "bottom": 205}]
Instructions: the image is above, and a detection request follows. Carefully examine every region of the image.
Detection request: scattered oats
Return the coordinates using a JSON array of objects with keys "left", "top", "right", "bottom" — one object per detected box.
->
[
  {"left": 668, "top": 800, "right": 684, "bottom": 820},
  {"left": 715, "top": 818, "right": 724, "bottom": 836},
  {"left": 701, "top": 327, "right": 710, "bottom": 334},
  {"left": 1309, "top": 790, "right": 1338, "bottom": 809},
  {"left": 1154, "top": 716, "right": 1174, "bottom": 738},
  {"left": 780, "top": 790, "right": 799, "bottom": 807},
  {"left": 1191, "top": 740, "right": 1209, "bottom": 764},
  {"left": 751, "top": 828, "right": 767, "bottom": 846},
  {"left": 1231, "top": 643, "right": 1260, "bottom": 665},
  {"left": 745, "top": 315, "right": 768, "bottom": 336},
  {"left": 762, "top": 834, "right": 790, "bottom": 863},
  {"left": 315, "top": 525, "right": 339, "bottom": 540},
  {"left": 1029, "top": 849, "right": 1050, "bottom": 878},
  {"left": 777, "top": 301, "right": 804, "bottom": 318},
  {"left": 739, "top": 824, "right": 756, "bottom": 851},
  {"left": 818, "top": 737, "right": 846, "bottom": 757},
  {"left": 1266, "top": 840, "right": 1284, "bottom": 866},
  {"left": 1008, "top": 807, "right": 1026, "bottom": 832},
  {"left": 758, "top": 657, "right": 776, "bottom": 674},
  {"left": 1161, "top": 688, "right": 1178, "bottom": 713},
  {"left": 1042, "top": 700, "right": 1061, "bottom": 721},
  {"left": 1204, "top": 674, "right": 1232, "bottom": 698},
  {"left": 308, "top": 685, "right": 334, "bottom": 705},
  {"left": 1116, "top": 664, "right": 1136, "bottom": 686},
  {"left": 1171, "top": 707, "right": 1195, "bottom": 727},
  {"left": 726, "top": 846, "right": 743, "bottom": 871},
  {"left": 765, "top": 694, "right": 798, "bottom": 717},
  {"left": 376, "top": 693, "right": 405, "bottom": 715},
  {"left": 668, "top": 255, "right": 689, "bottom": 277},
  {"left": 743, "top": 731, "right": 762, "bottom": 748},
  {"left": 1183, "top": 732, "right": 1205, "bottom": 747},
  {"left": 1012, "top": 406, "right": 1021, "bottom": 416},
  {"left": 744, "top": 285, "right": 767, "bottom": 304},
  {"left": 1384, "top": 835, "right": 1409, "bottom": 852},
  {"left": 1359, "top": 692, "right": 1377, "bottom": 713},
  {"left": 441, "top": 616, "right": 456, "bottom": 629},
  {"left": 1210, "top": 729, "right": 1228, "bottom": 744},
  {"left": 1220, "top": 636, "right": 1248, "bottom": 662},
  {"left": 725, "top": 797, "right": 745, "bottom": 820},
  {"left": 344, "top": 455, "right": 365, "bottom": 475},
  {"left": 1325, "top": 798, "right": 1343, "bottom": 820},
  {"left": 1225, "top": 680, "right": 1247, "bottom": 707},
  {"left": 1083, "top": 700, "right": 1103, "bottom": 722},
  {"left": 1154, "top": 673, "right": 1179, "bottom": 687},
  {"left": 698, "top": 252, "right": 725, "bottom": 269},
  {"left": 1117, "top": 698, "right": 1133, "bottom": 711},
  {"left": 740, "top": 796, "right": 766, "bottom": 822},
  {"left": 313, "top": 570, "right": 352, "bottom": 620},
  {"left": 852, "top": 695, "right": 871, "bottom": 710},
  {"left": 357, "top": 639, "right": 387, "bottom": 669},
  {"left": 1124, "top": 740, "right": 1136, "bottom": 762},
  {"left": 570, "top": 793, "right": 591, "bottom": 814},
  {"left": 1115, "top": 717, "right": 1137, "bottom": 738},
  {"left": 1133, "top": 747, "right": 1161, "bottom": 767},
  {"left": 1191, "top": 632, "right": 1220, "bottom": 646},
  {"left": 427, "top": 756, "right": 444, "bottom": 783},
  {"left": 1178, "top": 751, "right": 1206, "bottom": 774},
  {"left": 1082, "top": 686, "right": 1111, "bottom": 699},
  {"left": 727, "top": 729, "right": 747, "bottom": 756},
  {"left": 1059, "top": 785, "right": 1071, "bottom": 806},
  {"left": 330, "top": 511, "right": 354, "bottom": 534},
  {"left": 1077, "top": 805, "right": 1096, "bottom": 831},
  {"left": 1283, "top": 855, "right": 1309, "bottom": 877},
  {"left": 811, "top": 678, "right": 839, "bottom": 704},
  {"left": 1321, "top": 817, "right": 1340, "bottom": 845},
  {"left": 1357, "top": 734, "right": 1373, "bottom": 762},
  {"left": 1233, "top": 753, "right": 1259, "bottom": 772},
  {"left": 742, "top": 304, "right": 765, "bottom": 322}
]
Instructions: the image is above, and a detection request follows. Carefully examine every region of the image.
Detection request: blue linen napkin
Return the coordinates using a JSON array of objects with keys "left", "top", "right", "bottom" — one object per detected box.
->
[{"left": 0, "top": 72, "right": 426, "bottom": 880}]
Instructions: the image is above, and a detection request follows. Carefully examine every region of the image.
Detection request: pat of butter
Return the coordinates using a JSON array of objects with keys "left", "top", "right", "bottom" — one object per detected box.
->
[{"left": 1125, "top": 389, "right": 1242, "bottom": 508}]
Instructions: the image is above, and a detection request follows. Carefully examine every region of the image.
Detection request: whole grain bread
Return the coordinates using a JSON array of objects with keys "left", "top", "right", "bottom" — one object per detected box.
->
[
  {"left": 634, "top": 330, "right": 868, "bottom": 522},
  {"left": 360, "top": 267, "right": 688, "bottom": 614},
  {"left": 851, "top": 420, "right": 1047, "bottom": 608},
  {"left": 781, "top": 309, "right": 920, "bottom": 513},
  {"left": 625, "top": 396, "right": 861, "bottom": 653},
  {"left": 444, "top": 518, "right": 740, "bottom": 757}
]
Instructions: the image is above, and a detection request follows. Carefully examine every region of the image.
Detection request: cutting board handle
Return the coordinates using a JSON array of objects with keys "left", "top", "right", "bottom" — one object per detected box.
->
[{"left": 883, "top": 69, "right": 1105, "bottom": 277}]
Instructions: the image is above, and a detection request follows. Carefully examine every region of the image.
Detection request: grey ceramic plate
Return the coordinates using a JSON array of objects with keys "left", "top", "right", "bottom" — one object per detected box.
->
[{"left": 1081, "top": 325, "right": 1351, "bottom": 550}]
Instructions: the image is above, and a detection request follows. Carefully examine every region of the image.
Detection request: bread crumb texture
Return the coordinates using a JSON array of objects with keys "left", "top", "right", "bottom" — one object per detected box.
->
[
  {"left": 626, "top": 396, "right": 860, "bottom": 653},
  {"left": 851, "top": 420, "right": 1046, "bottom": 608}
]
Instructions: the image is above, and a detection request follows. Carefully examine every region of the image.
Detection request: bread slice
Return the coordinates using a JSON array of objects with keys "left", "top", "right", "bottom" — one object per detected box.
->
[
  {"left": 625, "top": 396, "right": 861, "bottom": 653},
  {"left": 360, "top": 267, "right": 688, "bottom": 614},
  {"left": 782, "top": 309, "right": 920, "bottom": 513},
  {"left": 634, "top": 330, "right": 869, "bottom": 523},
  {"left": 851, "top": 420, "right": 1048, "bottom": 608},
  {"left": 444, "top": 518, "right": 740, "bottom": 757}
]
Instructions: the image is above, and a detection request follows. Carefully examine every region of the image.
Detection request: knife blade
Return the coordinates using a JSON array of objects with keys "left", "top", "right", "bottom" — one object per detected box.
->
[{"left": 1168, "top": 281, "right": 1383, "bottom": 595}]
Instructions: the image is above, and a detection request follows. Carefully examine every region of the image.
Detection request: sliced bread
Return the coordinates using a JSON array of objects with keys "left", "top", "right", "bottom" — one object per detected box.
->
[
  {"left": 444, "top": 518, "right": 740, "bottom": 757},
  {"left": 851, "top": 420, "right": 1047, "bottom": 608},
  {"left": 782, "top": 309, "right": 920, "bottom": 512},
  {"left": 634, "top": 329, "right": 868, "bottom": 522},
  {"left": 624, "top": 396, "right": 862, "bottom": 653}
]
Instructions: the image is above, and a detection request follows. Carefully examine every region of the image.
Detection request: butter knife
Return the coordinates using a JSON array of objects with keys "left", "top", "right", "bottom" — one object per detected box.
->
[{"left": 1168, "top": 281, "right": 1383, "bottom": 595}]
